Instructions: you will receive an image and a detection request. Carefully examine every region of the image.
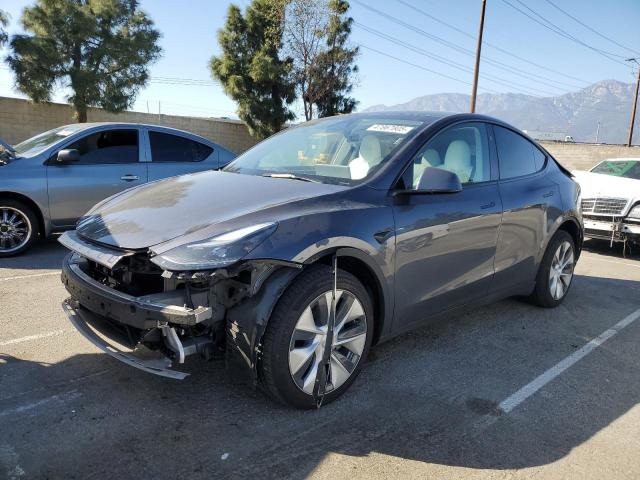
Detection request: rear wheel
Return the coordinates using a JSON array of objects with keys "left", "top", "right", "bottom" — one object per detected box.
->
[
  {"left": 260, "top": 265, "right": 373, "bottom": 409},
  {"left": 529, "top": 230, "right": 575, "bottom": 307},
  {"left": 0, "top": 200, "right": 38, "bottom": 257}
]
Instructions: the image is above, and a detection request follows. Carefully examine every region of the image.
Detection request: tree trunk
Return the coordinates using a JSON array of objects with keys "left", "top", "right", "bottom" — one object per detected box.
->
[{"left": 74, "top": 106, "right": 87, "bottom": 123}]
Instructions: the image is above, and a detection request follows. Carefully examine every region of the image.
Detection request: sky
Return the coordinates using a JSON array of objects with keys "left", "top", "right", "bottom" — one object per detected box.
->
[{"left": 0, "top": 0, "right": 638, "bottom": 120}]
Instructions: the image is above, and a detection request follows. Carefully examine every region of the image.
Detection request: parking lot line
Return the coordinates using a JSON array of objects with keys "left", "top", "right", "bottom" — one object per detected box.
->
[
  {"left": 0, "top": 272, "right": 60, "bottom": 282},
  {"left": 499, "top": 306, "right": 640, "bottom": 413},
  {"left": 583, "top": 254, "right": 640, "bottom": 269},
  {"left": 0, "top": 329, "right": 70, "bottom": 347},
  {"left": 0, "top": 390, "right": 81, "bottom": 418}
]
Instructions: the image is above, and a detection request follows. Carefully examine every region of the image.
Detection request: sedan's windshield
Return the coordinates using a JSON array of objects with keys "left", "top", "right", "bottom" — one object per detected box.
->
[
  {"left": 224, "top": 115, "right": 425, "bottom": 185},
  {"left": 591, "top": 160, "right": 640, "bottom": 180},
  {"left": 13, "top": 125, "right": 84, "bottom": 158}
]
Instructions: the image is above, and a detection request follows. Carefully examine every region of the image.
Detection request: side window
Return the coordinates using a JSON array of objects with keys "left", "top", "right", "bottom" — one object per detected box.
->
[
  {"left": 494, "top": 126, "right": 545, "bottom": 179},
  {"left": 149, "top": 132, "right": 213, "bottom": 163},
  {"left": 66, "top": 130, "right": 138, "bottom": 164},
  {"left": 403, "top": 122, "right": 491, "bottom": 189}
]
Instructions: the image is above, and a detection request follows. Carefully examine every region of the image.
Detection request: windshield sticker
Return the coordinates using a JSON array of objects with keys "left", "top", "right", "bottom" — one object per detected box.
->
[
  {"left": 56, "top": 130, "right": 75, "bottom": 137},
  {"left": 366, "top": 124, "right": 415, "bottom": 135}
]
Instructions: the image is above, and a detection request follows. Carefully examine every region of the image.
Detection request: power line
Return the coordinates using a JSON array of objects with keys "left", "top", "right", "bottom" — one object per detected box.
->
[
  {"left": 394, "top": 0, "right": 590, "bottom": 88},
  {"left": 353, "top": 1, "right": 573, "bottom": 95},
  {"left": 356, "top": 23, "right": 559, "bottom": 97},
  {"left": 543, "top": 0, "right": 640, "bottom": 57},
  {"left": 500, "top": 0, "right": 630, "bottom": 66},
  {"left": 358, "top": 43, "right": 497, "bottom": 93}
]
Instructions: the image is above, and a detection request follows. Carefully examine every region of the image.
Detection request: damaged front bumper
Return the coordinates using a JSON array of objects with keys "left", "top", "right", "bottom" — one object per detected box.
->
[
  {"left": 583, "top": 216, "right": 640, "bottom": 244},
  {"left": 62, "top": 299, "right": 189, "bottom": 379},
  {"left": 61, "top": 252, "right": 218, "bottom": 379}
]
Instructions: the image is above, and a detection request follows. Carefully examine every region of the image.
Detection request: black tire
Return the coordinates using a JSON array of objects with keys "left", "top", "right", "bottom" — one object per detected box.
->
[
  {"left": 528, "top": 230, "right": 576, "bottom": 308},
  {"left": 259, "top": 264, "right": 374, "bottom": 409},
  {"left": 0, "top": 199, "right": 39, "bottom": 257}
]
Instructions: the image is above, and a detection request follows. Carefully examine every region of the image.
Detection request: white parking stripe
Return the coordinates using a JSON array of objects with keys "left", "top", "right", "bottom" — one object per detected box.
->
[
  {"left": 0, "top": 272, "right": 59, "bottom": 282},
  {"left": 0, "top": 329, "right": 70, "bottom": 347},
  {"left": 499, "top": 306, "right": 640, "bottom": 413},
  {"left": 0, "top": 391, "right": 81, "bottom": 418},
  {"left": 584, "top": 254, "right": 640, "bottom": 269}
]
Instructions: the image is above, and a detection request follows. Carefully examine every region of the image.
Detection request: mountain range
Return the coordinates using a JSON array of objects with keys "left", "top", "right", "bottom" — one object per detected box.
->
[{"left": 364, "top": 80, "right": 638, "bottom": 145}]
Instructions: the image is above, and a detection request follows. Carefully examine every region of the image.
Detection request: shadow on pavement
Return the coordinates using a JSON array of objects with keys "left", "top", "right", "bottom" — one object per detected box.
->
[
  {"left": 0, "top": 237, "right": 67, "bottom": 271},
  {"left": 583, "top": 238, "right": 640, "bottom": 260},
  {"left": 1, "top": 273, "right": 639, "bottom": 479}
]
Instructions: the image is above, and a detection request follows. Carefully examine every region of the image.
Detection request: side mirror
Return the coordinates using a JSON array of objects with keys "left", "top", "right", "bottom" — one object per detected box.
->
[
  {"left": 395, "top": 167, "right": 462, "bottom": 195},
  {"left": 56, "top": 149, "right": 80, "bottom": 163}
]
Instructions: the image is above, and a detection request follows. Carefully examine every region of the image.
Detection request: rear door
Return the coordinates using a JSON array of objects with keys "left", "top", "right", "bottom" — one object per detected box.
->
[
  {"left": 491, "top": 125, "right": 561, "bottom": 294},
  {"left": 47, "top": 128, "right": 147, "bottom": 227},
  {"left": 145, "top": 129, "right": 218, "bottom": 181},
  {"left": 392, "top": 122, "right": 503, "bottom": 329}
]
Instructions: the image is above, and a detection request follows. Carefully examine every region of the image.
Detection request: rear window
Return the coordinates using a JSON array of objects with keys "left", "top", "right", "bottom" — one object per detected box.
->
[
  {"left": 149, "top": 132, "right": 213, "bottom": 163},
  {"left": 494, "top": 126, "right": 545, "bottom": 179}
]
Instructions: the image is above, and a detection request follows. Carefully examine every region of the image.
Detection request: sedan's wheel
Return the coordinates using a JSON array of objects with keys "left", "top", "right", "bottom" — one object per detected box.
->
[
  {"left": 260, "top": 264, "right": 374, "bottom": 409},
  {"left": 548, "top": 240, "right": 574, "bottom": 300},
  {"left": 529, "top": 230, "right": 576, "bottom": 307},
  {"left": 0, "top": 200, "right": 38, "bottom": 257}
]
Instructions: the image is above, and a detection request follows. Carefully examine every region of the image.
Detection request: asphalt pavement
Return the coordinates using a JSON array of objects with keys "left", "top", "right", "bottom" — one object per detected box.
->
[{"left": 1, "top": 238, "right": 639, "bottom": 479}]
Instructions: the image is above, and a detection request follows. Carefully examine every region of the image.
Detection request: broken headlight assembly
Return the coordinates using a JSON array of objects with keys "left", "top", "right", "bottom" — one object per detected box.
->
[{"left": 150, "top": 222, "right": 278, "bottom": 271}]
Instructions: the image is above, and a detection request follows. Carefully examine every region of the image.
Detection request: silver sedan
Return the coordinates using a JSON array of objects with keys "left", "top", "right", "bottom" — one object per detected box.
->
[{"left": 0, "top": 122, "right": 236, "bottom": 256}]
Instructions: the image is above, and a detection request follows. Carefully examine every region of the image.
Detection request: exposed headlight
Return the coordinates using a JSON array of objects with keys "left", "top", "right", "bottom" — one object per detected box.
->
[
  {"left": 150, "top": 222, "right": 277, "bottom": 271},
  {"left": 628, "top": 204, "right": 640, "bottom": 219}
]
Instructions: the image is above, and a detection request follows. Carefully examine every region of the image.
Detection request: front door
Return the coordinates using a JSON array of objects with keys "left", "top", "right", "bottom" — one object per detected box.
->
[
  {"left": 47, "top": 128, "right": 148, "bottom": 227},
  {"left": 392, "top": 122, "right": 502, "bottom": 330}
]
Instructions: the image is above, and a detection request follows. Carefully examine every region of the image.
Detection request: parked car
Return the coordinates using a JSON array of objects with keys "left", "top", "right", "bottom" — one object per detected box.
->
[
  {"left": 0, "top": 122, "right": 236, "bottom": 256},
  {"left": 58, "top": 112, "right": 583, "bottom": 408},
  {"left": 572, "top": 158, "right": 640, "bottom": 248}
]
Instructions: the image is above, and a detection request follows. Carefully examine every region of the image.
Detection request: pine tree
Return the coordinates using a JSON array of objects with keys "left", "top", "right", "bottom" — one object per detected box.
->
[
  {"left": 314, "top": 0, "right": 358, "bottom": 117},
  {"left": 211, "top": 0, "right": 296, "bottom": 139},
  {"left": 6, "top": 0, "right": 161, "bottom": 123}
]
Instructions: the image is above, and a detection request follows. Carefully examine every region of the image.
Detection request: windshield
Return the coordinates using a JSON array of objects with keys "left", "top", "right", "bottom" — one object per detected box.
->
[
  {"left": 591, "top": 160, "right": 640, "bottom": 180},
  {"left": 224, "top": 116, "right": 425, "bottom": 185},
  {"left": 13, "top": 125, "right": 84, "bottom": 158}
]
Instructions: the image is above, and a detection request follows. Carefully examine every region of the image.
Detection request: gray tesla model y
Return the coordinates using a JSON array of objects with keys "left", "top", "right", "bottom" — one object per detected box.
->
[{"left": 58, "top": 112, "right": 583, "bottom": 408}]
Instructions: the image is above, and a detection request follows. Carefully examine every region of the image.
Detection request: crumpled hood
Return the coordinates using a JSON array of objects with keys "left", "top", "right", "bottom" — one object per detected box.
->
[
  {"left": 572, "top": 170, "right": 640, "bottom": 201},
  {"left": 76, "top": 170, "right": 347, "bottom": 250}
]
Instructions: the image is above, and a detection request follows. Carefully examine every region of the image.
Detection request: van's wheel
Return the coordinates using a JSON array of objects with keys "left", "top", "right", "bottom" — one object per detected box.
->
[
  {"left": 0, "top": 200, "right": 38, "bottom": 257},
  {"left": 529, "top": 230, "right": 575, "bottom": 308},
  {"left": 260, "top": 264, "right": 373, "bottom": 409}
]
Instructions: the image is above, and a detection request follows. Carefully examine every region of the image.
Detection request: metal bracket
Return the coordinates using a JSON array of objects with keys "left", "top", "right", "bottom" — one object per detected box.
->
[
  {"left": 313, "top": 254, "right": 338, "bottom": 408},
  {"left": 161, "top": 325, "right": 185, "bottom": 364}
]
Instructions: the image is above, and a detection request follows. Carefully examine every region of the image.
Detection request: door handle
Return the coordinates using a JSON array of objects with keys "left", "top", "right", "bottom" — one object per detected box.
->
[
  {"left": 480, "top": 201, "right": 495, "bottom": 210},
  {"left": 543, "top": 190, "right": 555, "bottom": 198},
  {"left": 121, "top": 174, "right": 139, "bottom": 182}
]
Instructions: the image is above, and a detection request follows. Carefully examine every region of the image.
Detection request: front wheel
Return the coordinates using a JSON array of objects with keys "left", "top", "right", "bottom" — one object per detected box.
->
[
  {"left": 259, "top": 264, "right": 374, "bottom": 409},
  {"left": 529, "top": 230, "right": 576, "bottom": 307}
]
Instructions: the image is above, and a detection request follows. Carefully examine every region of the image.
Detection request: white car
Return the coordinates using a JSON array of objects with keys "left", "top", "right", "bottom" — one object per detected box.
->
[{"left": 572, "top": 158, "right": 640, "bottom": 248}]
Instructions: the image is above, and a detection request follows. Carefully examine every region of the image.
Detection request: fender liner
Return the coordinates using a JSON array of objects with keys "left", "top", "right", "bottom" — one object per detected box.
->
[{"left": 225, "top": 266, "right": 302, "bottom": 380}]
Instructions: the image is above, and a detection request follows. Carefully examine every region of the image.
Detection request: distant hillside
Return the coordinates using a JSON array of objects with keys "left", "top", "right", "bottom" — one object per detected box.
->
[{"left": 364, "top": 80, "right": 638, "bottom": 144}]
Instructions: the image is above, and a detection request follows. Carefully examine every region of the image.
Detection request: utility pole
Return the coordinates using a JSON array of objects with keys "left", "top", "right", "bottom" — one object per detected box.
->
[
  {"left": 470, "top": 0, "right": 487, "bottom": 113},
  {"left": 627, "top": 58, "right": 639, "bottom": 147},
  {"left": 595, "top": 120, "right": 600, "bottom": 143}
]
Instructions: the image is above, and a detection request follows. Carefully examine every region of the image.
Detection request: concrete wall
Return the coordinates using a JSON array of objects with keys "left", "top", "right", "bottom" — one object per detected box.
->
[
  {"left": 539, "top": 141, "right": 640, "bottom": 171},
  {"left": 0, "top": 96, "right": 258, "bottom": 154}
]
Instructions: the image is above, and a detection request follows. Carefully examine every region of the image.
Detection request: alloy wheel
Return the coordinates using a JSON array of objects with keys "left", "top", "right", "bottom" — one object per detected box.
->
[
  {"left": 288, "top": 289, "right": 367, "bottom": 395},
  {"left": 0, "top": 207, "right": 32, "bottom": 254},
  {"left": 549, "top": 240, "right": 574, "bottom": 300}
]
